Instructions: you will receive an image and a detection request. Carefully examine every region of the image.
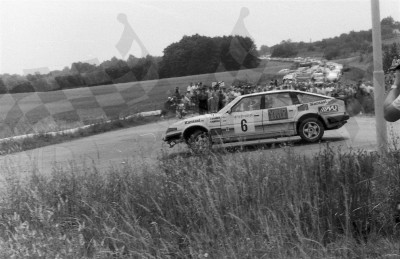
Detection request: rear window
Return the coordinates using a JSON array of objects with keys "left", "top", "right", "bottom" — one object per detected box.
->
[{"left": 296, "top": 93, "right": 329, "bottom": 104}]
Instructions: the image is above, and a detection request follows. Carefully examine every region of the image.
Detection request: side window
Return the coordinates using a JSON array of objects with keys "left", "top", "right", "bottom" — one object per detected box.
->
[
  {"left": 265, "top": 93, "right": 293, "bottom": 108},
  {"left": 232, "top": 95, "right": 262, "bottom": 112},
  {"left": 290, "top": 92, "right": 301, "bottom": 105},
  {"left": 297, "top": 93, "right": 328, "bottom": 104}
]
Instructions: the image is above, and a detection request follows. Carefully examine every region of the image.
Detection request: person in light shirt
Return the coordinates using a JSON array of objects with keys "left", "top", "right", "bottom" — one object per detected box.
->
[{"left": 384, "top": 69, "right": 400, "bottom": 122}]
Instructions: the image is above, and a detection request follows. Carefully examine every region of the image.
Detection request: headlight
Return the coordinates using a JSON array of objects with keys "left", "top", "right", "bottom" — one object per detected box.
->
[{"left": 166, "top": 127, "right": 177, "bottom": 133}]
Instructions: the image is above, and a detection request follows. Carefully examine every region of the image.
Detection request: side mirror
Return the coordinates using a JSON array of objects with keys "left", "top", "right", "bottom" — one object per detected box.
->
[{"left": 226, "top": 109, "right": 232, "bottom": 114}]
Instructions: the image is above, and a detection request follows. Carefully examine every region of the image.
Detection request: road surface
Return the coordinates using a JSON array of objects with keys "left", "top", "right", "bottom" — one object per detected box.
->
[{"left": 1, "top": 115, "right": 399, "bottom": 178}]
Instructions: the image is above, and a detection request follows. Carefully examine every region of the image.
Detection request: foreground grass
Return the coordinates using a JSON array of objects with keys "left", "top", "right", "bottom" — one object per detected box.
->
[{"left": 1, "top": 146, "right": 400, "bottom": 258}]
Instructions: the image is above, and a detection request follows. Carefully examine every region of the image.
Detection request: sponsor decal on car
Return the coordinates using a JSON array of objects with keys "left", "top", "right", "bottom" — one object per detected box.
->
[
  {"left": 234, "top": 113, "right": 253, "bottom": 119},
  {"left": 209, "top": 117, "right": 221, "bottom": 123},
  {"left": 326, "top": 99, "right": 337, "bottom": 105},
  {"left": 309, "top": 100, "right": 328, "bottom": 106},
  {"left": 297, "top": 104, "right": 309, "bottom": 112},
  {"left": 268, "top": 108, "right": 288, "bottom": 121},
  {"left": 185, "top": 119, "right": 202, "bottom": 124},
  {"left": 318, "top": 105, "right": 339, "bottom": 113}
]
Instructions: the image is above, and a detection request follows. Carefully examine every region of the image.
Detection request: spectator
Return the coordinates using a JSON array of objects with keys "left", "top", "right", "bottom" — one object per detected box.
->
[
  {"left": 187, "top": 82, "right": 193, "bottom": 93},
  {"left": 269, "top": 79, "right": 275, "bottom": 87},
  {"left": 208, "top": 88, "right": 219, "bottom": 113},
  {"left": 365, "top": 83, "right": 374, "bottom": 95},
  {"left": 391, "top": 55, "right": 400, "bottom": 69},
  {"left": 234, "top": 88, "right": 242, "bottom": 98},
  {"left": 183, "top": 91, "right": 192, "bottom": 110},
  {"left": 174, "top": 87, "right": 182, "bottom": 102},
  {"left": 310, "top": 85, "right": 318, "bottom": 94},
  {"left": 198, "top": 89, "right": 208, "bottom": 115},
  {"left": 262, "top": 84, "right": 268, "bottom": 92},
  {"left": 228, "top": 88, "right": 236, "bottom": 102},
  {"left": 191, "top": 90, "right": 199, "bottom": 113},
  {"left": 325, "top": 84, "right": 334, "bottom": 96},
  {"left": 317, "top": 86, "right": 326, "bottom": 95},
  {"left": 218, "top": 89, "right": 225, "bottom": 110},
  {"left": 384, "top": 69, "right": 400, "bottom": 121},
  {"left": 161, "top": 97, "right": 175, "bottom": 117}
]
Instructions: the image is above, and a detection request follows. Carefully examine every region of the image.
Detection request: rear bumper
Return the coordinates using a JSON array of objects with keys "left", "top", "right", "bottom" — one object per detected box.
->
[
  {"left": 327, "top": 114, "right": 350, "bottom": 124},
  {"left": 325, "top": 113, "right": 350, "bottom": 129}
]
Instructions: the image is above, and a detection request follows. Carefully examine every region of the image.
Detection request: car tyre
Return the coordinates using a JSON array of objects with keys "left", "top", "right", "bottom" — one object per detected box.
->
[
  {"left": 187, "top": 130, "right": 212, "bottom": 153},
  {"left": 298, "top": 117, "right": 324, "bottom": 143}
]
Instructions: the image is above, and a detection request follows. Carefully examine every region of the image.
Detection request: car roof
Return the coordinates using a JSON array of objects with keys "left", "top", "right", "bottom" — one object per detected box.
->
[{"left": 238, "top": 90, "right": 332, "bottom": 99}]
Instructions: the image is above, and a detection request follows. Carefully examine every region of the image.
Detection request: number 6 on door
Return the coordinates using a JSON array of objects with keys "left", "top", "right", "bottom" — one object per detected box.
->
[{"left": 233, "top": 113, "right": 255, "bottom": 133}]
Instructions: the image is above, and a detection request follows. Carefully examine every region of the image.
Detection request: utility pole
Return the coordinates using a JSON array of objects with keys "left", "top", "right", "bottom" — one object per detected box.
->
[{"left": 371, "top": 0, "right": 387, "bottom": 154}]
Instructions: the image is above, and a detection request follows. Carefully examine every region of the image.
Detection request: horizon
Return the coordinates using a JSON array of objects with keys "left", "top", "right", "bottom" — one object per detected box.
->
[{"left": 1, "top": 0, "right": 399, "bottom": 75}]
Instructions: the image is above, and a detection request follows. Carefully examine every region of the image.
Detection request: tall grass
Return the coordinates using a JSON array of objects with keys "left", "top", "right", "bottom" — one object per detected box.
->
[{"left": 1, "top": 146, "right": 400, "bottom": 258}]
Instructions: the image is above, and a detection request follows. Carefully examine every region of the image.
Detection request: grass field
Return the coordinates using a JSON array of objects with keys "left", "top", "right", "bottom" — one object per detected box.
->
[
  {"left": 0, "top": 61, "right": 291, "bottom": 139},
  {"left": 2, "top": 145, "right": 400, "bottom": 258}
]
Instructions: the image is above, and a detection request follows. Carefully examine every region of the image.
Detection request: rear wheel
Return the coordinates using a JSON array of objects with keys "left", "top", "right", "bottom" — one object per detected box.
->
[
  {"left": 187, "top": 130, "right": 211, "bottom": 153},
  {"left": 298, "top": 117, "right": 324, "bottom": 143}
]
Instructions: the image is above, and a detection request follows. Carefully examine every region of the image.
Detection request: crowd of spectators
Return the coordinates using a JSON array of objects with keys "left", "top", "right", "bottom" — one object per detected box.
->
[{"left": 162, "top": 79, "right": 377, "bottom": 118}]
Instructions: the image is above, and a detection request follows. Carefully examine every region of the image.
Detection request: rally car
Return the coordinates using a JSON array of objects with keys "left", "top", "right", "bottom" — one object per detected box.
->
[{"left": 163, "top": 90, "right": 349, "bottom": 151}]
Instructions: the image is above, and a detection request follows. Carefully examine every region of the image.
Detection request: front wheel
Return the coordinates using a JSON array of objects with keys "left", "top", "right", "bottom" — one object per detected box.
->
[
  {"left": 298, "top": 118, "right": 324, "bottom": 143},
  {"left": 187, "top": 130, "right": 211, "bottom": 153}
]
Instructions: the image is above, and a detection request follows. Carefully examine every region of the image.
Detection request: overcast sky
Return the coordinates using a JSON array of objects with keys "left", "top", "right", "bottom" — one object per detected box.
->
[{"left": 0, "top": 0, "right": 399, "bottom": 75}]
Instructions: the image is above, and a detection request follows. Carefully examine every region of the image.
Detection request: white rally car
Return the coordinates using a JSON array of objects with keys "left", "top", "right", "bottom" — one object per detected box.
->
[{"left": 163, "top": 90, "right": 349, "bottom": 151}]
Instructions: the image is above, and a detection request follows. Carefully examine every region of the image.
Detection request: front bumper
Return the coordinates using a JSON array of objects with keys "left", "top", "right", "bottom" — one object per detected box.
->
[{"left": 162, "top": 132, "right": 183, "bottom": 147}]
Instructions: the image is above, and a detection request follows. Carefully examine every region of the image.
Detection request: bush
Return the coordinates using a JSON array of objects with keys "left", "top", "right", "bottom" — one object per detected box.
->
[
  {"left": 324, "top": 47, "right": 341, "bottom": 60},
  {"left": 9, "top": 81, "right": 35, "bottom": 93}
]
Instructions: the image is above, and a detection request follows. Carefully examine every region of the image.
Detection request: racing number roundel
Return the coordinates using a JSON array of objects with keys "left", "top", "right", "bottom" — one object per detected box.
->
[{"left": 233, "top": 112, "right": 255, "bottom": 133}]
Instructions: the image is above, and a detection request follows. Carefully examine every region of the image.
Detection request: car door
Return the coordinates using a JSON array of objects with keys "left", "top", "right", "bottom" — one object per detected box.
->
[
  {"left": 262, "top": 92, "right": 298, "bottom": 137},
  {"left": 220, "top": 95, "right": 264, "bottom": 142}
]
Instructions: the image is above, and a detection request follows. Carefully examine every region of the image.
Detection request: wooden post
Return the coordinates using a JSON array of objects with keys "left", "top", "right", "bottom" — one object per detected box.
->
[{"left": 371, "top": 0, "right": 387, "bottom": 154}]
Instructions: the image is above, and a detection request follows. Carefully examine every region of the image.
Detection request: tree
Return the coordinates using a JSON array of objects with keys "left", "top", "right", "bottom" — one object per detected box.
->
[
  {"left": 0, "top": 77, "right": 8, "bottom": 93},
  {"left": 70, "top": 62, "right": 97, "bottom": 74},
  {"left": 383, "top": 42, "right": 400, "bottom": 72},
  {"left": 258, "top": 45, "right": 270, "bottom": 56},
  {"left": 132, "top": 55, "right": 160, "bottom": 81},
  {"left": 159, "top": 34, "right": 259, "bottom": 78},
  {"left": 271, "top": 40, "right": 298, "bottom": 58},
  {"left": 381, "top": 16, "right": 395, "bottom": 27},
  {"left": 324, "top": 47, "right": 341, "bottom": 60}
]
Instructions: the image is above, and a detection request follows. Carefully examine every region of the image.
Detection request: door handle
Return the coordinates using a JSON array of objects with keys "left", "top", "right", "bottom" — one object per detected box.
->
[{"left": 254, "top": 114, "right": 260, "bottom": 117}]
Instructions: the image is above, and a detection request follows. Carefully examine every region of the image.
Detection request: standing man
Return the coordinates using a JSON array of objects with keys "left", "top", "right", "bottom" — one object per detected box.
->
[
  {"left": 174, "top": 87, "right": 182, "bottom": 103},
  {"left": 198, "top": 88, "right": 208, "bottom": 115}
]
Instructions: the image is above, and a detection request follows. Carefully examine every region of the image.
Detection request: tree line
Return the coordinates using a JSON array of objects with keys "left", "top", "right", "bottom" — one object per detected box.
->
[
  {"left": 0, "top": 34, "right": 260, "bottom": 93},
  {"left": 258, "top": 16, "right": 400, "bottom": 61}
]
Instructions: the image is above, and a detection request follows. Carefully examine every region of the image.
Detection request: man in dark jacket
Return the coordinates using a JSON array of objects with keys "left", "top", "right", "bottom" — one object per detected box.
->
[{"left": 198, "top": 89, "right": 208, "bottom": 115}]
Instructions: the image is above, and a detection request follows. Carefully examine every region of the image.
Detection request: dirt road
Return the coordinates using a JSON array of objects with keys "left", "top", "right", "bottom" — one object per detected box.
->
[{"left": 1, "top": 116, "right": 399, "bottom": 178}]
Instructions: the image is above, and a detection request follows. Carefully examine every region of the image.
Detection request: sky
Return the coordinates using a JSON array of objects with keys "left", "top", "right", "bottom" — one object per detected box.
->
[{"left": 0, "top": 0, "right": 399, "bottom": 75}]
